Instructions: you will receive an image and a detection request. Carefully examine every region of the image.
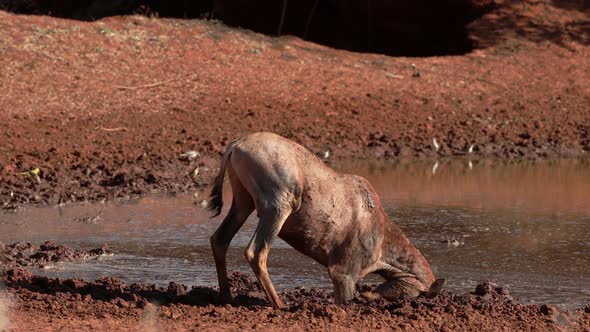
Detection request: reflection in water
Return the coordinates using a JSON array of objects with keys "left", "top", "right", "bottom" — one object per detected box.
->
[
  {"left": 344, "top": 158, "right": 590, "bottom": 214},
  {"left": 0, "top": 158, "right": 589, "bottom": 309}
]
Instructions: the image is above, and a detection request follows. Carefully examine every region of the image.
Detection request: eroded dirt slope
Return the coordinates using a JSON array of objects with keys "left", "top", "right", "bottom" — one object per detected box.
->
[{"left": 0, "top": 1, "right": 589, "bottom": 210}]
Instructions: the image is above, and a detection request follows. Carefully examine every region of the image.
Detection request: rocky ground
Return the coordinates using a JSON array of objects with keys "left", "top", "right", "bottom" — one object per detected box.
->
[{"left": 0, "top": 0, "right": 589, "bottom": 330}]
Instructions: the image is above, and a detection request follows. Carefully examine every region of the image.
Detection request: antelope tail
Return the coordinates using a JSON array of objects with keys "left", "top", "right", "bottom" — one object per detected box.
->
[{"left": 207, "top": 139, "right": 240, "bottom": 217}]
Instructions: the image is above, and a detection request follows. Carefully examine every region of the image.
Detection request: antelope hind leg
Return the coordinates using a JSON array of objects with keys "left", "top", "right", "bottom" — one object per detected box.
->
[{"left": 210, "top": 170, "right": 254, "bottom": 303}]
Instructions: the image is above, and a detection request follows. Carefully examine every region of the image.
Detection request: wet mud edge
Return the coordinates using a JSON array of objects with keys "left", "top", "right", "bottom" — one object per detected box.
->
[{"left": 1, "top": 241, "right": 589, "bottom": 330}]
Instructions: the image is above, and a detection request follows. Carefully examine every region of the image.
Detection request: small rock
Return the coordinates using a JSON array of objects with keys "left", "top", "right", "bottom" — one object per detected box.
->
[
  {"left": 88, "top": 244, "right": 112, "bottom": 256},
  {"left": 114, "top": 298, "right": 130, "bottom": 308},
  {"left": 191, "top": 166, "right": 199, "bottom": 179},
  {"left": 136, "top": 299, "right": 149, "bottom": 309},
  {"left": 540, "top": 304, "right": 554, "bottom": 315},
  {"left": 441, "top": 238, "right": 463, "bottom": 247},
  {"left": 316, "top": 148, "right": 331, "bottom": 161},
  {"left": 161, "top": 306, "right": 173, "bottom": 318},
  {"left": 473, "top": 281, "right": 512, "bottom": 300},
  {"left": 411, "top": 64, "right": 421, "bottom": 78},
  {"left": 167, "top": 282, "right": 187, "bottom": 296}
]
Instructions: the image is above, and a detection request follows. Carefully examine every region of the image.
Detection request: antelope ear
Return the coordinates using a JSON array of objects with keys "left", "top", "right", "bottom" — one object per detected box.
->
[
  {"left": 424, "top": 278, "right": 445, "bottom": 298},
  {"left": 360, "top": 291, "right": 382, "bottom": 301}
]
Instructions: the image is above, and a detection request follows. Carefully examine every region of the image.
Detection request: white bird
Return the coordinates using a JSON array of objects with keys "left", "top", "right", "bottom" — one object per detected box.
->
[
  {"left": 191, "top": 166, "right": 200, "bottom": 179},
  {"left": 179, "top": 150, "right": 200, "bottom": 161},
  {"left": 468, "top": 144, "right": 474, "bottom": 154},
  {"left": 432, "top": 138, "right": 440, "bottom": 152}
]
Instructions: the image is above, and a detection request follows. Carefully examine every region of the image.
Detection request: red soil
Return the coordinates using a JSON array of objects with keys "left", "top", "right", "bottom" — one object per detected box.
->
[
  {"left": 3, "top": 268, "right": 589, "bottom": 331},
  {"left": 0, "top": 0, "right": 589, "bottom": 330},
  {"left": 0, "top": 0, "right": 588, "bottom": 211}
]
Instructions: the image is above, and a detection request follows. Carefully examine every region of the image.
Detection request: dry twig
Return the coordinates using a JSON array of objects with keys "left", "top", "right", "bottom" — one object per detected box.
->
[
  {"left": 113, "top": 78, "right": 175, "bottom": 90},
  {"left": 96, "top": 127, "right": 130, "bottom": 132}
]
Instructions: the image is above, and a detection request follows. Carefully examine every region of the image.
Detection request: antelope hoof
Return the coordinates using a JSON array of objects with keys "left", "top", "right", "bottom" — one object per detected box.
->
[{"left": 273, "top": 300, "right": 286, "bottom": 310}]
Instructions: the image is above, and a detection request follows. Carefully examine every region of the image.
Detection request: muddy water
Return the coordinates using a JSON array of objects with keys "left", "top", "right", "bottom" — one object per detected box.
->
[{"left": 1, "top": 159, "right": 589, "bottom": 309}]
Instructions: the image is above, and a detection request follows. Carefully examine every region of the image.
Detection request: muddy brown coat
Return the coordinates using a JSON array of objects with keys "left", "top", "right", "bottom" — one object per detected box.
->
[{"left": 208, "top": 132, "right": 444, "bottom": 308}]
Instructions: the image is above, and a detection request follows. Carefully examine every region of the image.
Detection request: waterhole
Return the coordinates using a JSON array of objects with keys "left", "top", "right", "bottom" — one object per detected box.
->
[{"left": 1, "top": 158, "right": 589, "bottom": 309}]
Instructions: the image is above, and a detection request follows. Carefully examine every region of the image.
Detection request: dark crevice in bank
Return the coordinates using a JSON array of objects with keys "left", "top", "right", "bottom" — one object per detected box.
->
[{"left": 0, "top": 0, "right": 499, "bottom": 56}]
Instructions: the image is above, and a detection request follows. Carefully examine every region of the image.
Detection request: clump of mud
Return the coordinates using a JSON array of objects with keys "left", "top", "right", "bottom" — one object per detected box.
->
[
  {"left": 0, "top": 241, "right": 112, "bottom": 268},
  {"left": 2, "top": 267, "right": 222, "bottom": 308}
]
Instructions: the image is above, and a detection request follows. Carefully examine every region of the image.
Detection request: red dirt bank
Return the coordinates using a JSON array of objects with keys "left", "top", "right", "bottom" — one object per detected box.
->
[
  {"left": 0, "top": 0, "right": 590, "bottom": 330},
  {"left": 0, "top": 0, "right": 589, "bottom": 210}
]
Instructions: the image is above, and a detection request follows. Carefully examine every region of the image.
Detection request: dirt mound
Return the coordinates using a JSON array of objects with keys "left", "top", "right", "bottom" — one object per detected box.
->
[{"left": 0, "top": 241, "right": 112, "bottom": 268}]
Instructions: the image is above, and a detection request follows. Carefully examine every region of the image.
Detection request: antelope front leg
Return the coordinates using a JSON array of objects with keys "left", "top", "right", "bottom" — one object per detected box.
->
[
  {"left": 329, "top": 268, "right": 356, "bottom": 304},
  {"left": 245, "top": 206, "right": 291, "bottom": 309}
]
